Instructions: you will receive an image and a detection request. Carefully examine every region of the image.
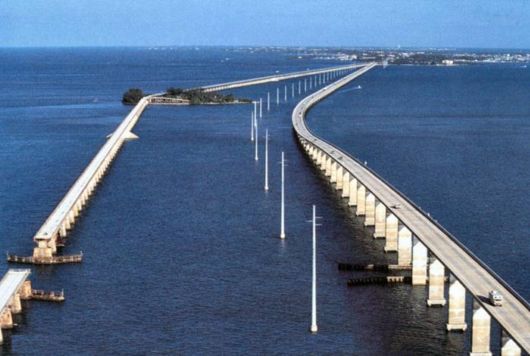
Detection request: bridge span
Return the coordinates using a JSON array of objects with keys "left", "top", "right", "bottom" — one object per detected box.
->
[
  {"left": 293, "top": 63, "right": 529, "bottom": 354},
  {"left": 9, "top": 63, "right": 361, "bottom": 264}
]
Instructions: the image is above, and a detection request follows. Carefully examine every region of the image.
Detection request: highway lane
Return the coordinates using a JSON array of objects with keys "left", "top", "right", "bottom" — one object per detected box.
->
[{"left": 292, "top": 63, "right": 530, "bottom": 352}]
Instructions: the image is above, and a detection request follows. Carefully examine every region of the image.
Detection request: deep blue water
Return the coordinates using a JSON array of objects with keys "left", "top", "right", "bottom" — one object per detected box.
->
[{"left": 0, "top": 48, "right": 527, "bottom": 355}]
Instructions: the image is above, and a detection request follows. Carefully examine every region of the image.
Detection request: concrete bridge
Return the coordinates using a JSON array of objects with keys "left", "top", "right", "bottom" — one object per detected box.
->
[
  {"left": 199, "top": 63, "right": 364, "bottom": 92},
  {"left": 293, "top": 63, "right": 530, "bottom": 355},
  {"left": 10, "top": 63, "right": 360, "bottom": 264},
  {"left": 0, "top": 269, "right": 32, "bottom": 344}
]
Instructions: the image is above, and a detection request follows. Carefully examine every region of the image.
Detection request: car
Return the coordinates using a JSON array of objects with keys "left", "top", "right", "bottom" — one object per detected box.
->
[{"left": 489, "top": 290, "right": 503, "bottom": 306}]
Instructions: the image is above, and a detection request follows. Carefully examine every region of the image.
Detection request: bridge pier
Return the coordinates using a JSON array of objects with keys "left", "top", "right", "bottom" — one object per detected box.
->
[
  {"left": 348, "top": 178, "right": 358, "bottom": 206},
  {"left": 20, "top": 281, "right": 32, "bottom": 300},
  {"left": 10, "top": 294, "right": 22, "bottom": 314},
  {"left": 384, "top": 213, "right": 398, "bottom": 251},
  {"left": 501, "top": 331, "right": 521, "bottom": 356},
  {"left": 398, "top": 226, "right": 412, "bottom": 266},
  {"left": 33, "top": 239, "right": 54, "bottom": 259},
  {"left": 330, "top": 161, "right": 338, "bottom": 183},
  {"left": 446, "top": 276, "right": 467, "bottom": 331},
  {"left": 374, "top": 201, "right": 386, "bottom": 238},
  {"left": 325, "top": 156, "right": 332, "bottom": 176},
  {"left": 355, "top": 185, "right": 366, "bottom": 215},
  {"left": 0, "top": 309, "right": 13, "bottom": 329},
  {"left": 364, "top": 193, "right": 375, "bottom": 226},
  {"left": 341, "top": 171, "right": 350, "bottom": 197},
  {"left": 412, "top": 237, "right": 428, "bottom": 285},
  {"left": 315, "top": 150, "right": 323, "bottom": 166},
  {"left": 427, "top": 258, "right": 446, "bottom": 306},
  {"left": 336, "top": 166, "right": 344, "bottom": 189},
  {"left": 470, "top": 301, "right": 492, "bottom": 356}
]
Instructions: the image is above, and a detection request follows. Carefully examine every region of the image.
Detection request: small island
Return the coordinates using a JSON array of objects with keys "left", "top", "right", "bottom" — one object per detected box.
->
[
  {"left": 122, "top": 87, "right": 251, "bottom": 106},
  {"left": 163, "top": 87, "right": 251, "bottom": 105}
]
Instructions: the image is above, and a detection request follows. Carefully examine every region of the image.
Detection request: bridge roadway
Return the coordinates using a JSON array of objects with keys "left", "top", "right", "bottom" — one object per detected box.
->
[
  {"left": 199, "top": 63, "right": 364, "bottom": 92},
  {"left": 26, "top": 63, "right": 361, "bottom": 261},
  {"left": 292, "top": 63, "right": 530, "bottom": 352}
]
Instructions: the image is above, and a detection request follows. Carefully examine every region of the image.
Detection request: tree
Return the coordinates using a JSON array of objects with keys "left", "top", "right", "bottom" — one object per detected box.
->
[{"left": 122, "top": 88, "right": 144, "bottom": 105}]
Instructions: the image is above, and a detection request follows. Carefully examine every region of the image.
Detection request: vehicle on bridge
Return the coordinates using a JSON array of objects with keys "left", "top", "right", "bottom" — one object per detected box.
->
[{"left": 489, "top": 290, "right": 503, "bottom": 306}]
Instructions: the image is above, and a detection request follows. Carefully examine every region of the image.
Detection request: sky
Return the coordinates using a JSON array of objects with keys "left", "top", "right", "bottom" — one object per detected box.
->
[{"left": 1, "top": 0, "right": 529, "bottom": 49}]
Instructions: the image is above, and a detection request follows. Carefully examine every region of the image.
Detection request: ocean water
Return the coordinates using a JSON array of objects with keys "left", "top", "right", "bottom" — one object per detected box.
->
[{"left": 0, "top": 48, "right": 527, "bottom": 355}]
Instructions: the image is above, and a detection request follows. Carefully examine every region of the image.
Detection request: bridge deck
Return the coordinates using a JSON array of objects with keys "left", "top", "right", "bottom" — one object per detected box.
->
[
  {"left": 292, "top": 64, "right": 530, "bottom": 352},
  {"left": 33, "top": 96, "right": 153, "bottom": 241},
  {"left": 0, "top": 269, "right": 31, "bottom": 313},
  {"left": 200, "top": 63, "right": 363, "bottom": 92},
  {"left": 33, "top": 63, "right": 359, "bottom": 243}
]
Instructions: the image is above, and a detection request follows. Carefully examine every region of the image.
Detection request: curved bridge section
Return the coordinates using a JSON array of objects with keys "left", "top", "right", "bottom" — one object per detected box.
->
[{"left": 292, "top": 63, "right": 529, "bottom": 354}]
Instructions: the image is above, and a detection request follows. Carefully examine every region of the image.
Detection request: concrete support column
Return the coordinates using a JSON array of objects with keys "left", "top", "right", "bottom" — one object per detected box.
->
[
  {"left": 446, "top": 276, "right": 467, "bottom": 331},
  {"left": 316, "top": 151, "right": 324, "bottom": 166},
  {"left": 325, "top": 157, "right": 332, "bottom": 177},
  {"left": 501, "top": 332, "right": 521, "bottom": 356},
  {"left": 412, "top": 237, "right": 428, "bottom": 285},
  {"left": 309, "top": 146, "right": 316, "bottom": 159},
  {"left": 10, "top": 294, "right": 22, "bottom": 314},
  {"left": 470, "top": 301, "right": 492, "bottom": 356},
  {"left": 348, "top": 178, "right": 358, "bottom": 206},
  {"left": 374, "top": 202, "right": 386, "bottom": 238},
  {"left": 68, "top": 210, "right": 75, "bottom": 225},
  {"left": 384, "top": 214, "right": 398, "bottom": 251},
  {"left": 336, "top": 166, "right": 344, "bottom": 189},
  {"left": 0, "top": 309, "right": 13, "bottom": 329},
  {"left": 330, "top": 161, "right": 338, "bottom": 183},
  {"left": 355, "top": 185, "right": 366, "bottom": 215},
  {"left": 398, "top": 226, "right": 412, "bottom": 266},
  {"left": 20, "top": 280, "right": 32, "bottom": 300},
  {"left": 65, "top": 217, "right": 71, "bottom": 230},
  {"left": 427, "top": 259, "right": 446, "bottom": 306},
  {"left": 59, "top": 223, "right": 67, "bottom": 238},
  {"left": 33, "top": 240, "right": 53, "bottom": 259},
  {"left": 342, "top": 172, "right": 350, "bottom": 197},
  {"left": 364, "top": 193, "right": 375, "bottom": 226}
]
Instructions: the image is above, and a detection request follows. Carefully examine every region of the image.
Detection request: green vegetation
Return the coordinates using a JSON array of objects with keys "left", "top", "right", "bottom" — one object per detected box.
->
[
  {"left": 122, "top": 88, "right": 144, "bottom": 105},
  {"left": 165, "top": 87, "right": 251, "bottom": 105}
]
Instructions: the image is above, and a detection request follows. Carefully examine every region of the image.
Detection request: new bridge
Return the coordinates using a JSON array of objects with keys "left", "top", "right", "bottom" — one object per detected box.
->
[{"left": 293, "top": 63, "right": 529, "bottom": 355}]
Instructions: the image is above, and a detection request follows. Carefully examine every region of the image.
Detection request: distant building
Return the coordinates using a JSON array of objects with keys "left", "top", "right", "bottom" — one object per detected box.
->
[{"left": 442, "top": 59, "right": 454, "bottom": 66}]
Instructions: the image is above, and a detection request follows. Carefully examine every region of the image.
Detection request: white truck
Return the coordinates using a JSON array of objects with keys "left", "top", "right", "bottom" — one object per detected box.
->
[{"left": 489, "top": 290, "right": 503, "bottom": 306}]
